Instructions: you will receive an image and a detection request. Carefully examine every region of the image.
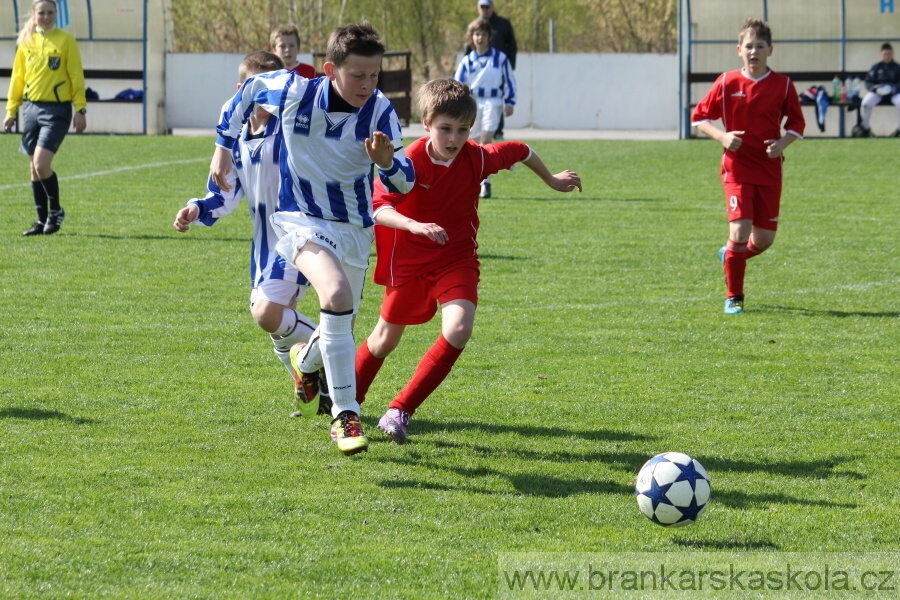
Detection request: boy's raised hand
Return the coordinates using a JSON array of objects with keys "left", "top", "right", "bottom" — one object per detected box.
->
[
  {"left": 365, "top": 131, "right": 395, "bottom": 170},
  {"left": 549, "top": 170, "right": 583, "bottom": 193}
]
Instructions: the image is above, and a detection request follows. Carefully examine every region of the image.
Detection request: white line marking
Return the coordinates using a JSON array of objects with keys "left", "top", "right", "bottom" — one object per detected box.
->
[{"left": 0, "top": 158, "right": 207, "bottom": 192}]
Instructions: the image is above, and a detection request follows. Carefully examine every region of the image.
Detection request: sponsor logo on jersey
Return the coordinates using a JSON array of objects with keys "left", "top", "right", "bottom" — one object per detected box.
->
[
  {"left": 730, "top": 91, "right": 747, "bottom": 97},
  {"left": 293, "top": 114, "right": 310, "bottom": 135}
]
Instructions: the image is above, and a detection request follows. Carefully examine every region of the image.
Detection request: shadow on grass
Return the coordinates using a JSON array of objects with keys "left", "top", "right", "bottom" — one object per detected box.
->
[
  {"left": 389, "top": 417, "right": 654, "bottom": 443},
  {"left": 378, "top": 466, "right": 632, "bottom": 498},
  {"left": 701, "top": 456, "right": 864, "bottom": 480},
  {"left": 0, "top": 406, "right": 96, "bottom": 425},
  {"left": 479, "top": 254, "right": 527, "bottom": 261},
  {"left": 713, "top": 488, "right": 857, "bottom": 509},
  {"left": 376, "top": 459, "right": 856, "bottom": 508},
  {"left": 375, "top": 418, "right": 863, "bottom": 479},
  {"left": 370, "top": 418, "right": 864, "bottom": 508},
  {"left": 762, "top": 304, "right": 899, "bottom": 318},
  {"left": 672, "top": 539, "right": 780, "bottom": 550}
]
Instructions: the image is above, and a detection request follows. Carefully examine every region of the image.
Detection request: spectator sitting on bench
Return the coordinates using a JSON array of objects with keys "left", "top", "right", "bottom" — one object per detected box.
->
[{"left": 859, "top": 42, "right": 900, "bottom": 137}]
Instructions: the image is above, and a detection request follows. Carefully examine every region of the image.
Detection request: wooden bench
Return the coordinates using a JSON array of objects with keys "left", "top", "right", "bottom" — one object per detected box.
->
[{"left": 687, "top": 70, "right": 894, "bottom": 138}]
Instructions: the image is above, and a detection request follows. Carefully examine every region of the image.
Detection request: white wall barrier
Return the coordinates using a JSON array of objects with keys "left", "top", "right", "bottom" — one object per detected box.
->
[{"left": 165, "top": 52, "right": 680, "bottom": 133}]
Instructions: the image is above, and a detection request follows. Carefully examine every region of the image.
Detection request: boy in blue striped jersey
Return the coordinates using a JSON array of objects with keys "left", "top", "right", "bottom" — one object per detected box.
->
[
  {"left": 454, "top": 17, "right": 516, "bottom": 198},
  {"left": 210, "top": 22, "right": 415, "bottom": 455},
  {"left": 174, "top": 51, "right": 326, "bottom": 419}
]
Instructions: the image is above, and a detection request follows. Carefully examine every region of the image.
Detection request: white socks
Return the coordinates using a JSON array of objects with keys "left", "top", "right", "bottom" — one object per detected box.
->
[
  {"left": 270, "top": 308, "right": 316, "bottom": 376},
  {"left": 316, "top": 311, "right": 358, "bottom": 417}
]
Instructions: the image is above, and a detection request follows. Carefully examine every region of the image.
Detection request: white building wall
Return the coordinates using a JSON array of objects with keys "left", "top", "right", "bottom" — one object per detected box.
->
[{"left": 165, "top": 52, "right": 680, "bottom": 132}]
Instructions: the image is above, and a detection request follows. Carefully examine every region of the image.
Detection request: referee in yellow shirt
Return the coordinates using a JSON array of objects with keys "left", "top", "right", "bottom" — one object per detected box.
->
[{"left": 4, "top": 0, "right": 86, "bottom": 236}]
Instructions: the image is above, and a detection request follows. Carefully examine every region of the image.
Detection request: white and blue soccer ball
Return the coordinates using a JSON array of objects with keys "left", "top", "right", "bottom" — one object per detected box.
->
[{"left": 635, "top": 452, "right": 710, "bottom": 527}]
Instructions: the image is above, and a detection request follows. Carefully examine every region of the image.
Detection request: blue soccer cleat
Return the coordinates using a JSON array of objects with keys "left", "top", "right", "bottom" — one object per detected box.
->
[{"left": 724, "top": 296, "right": 744, "bottom": 315}]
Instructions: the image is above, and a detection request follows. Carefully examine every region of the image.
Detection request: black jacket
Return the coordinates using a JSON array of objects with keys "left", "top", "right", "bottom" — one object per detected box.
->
[
  {"left": 488, "top": 13, "right": 517, "bottom": 69},
  {"left": 865, "top": 59, "right": 900, "bottom": 91}
]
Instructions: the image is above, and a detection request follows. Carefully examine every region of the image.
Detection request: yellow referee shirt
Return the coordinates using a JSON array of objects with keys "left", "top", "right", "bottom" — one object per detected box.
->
[{"left": 5, "top": 27, "right": 86, "bottom": 119}]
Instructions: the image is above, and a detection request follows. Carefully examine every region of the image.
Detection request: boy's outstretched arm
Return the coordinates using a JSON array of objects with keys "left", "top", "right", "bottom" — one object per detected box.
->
[
  {"left": 521, "top": 150, "right": 582, "bottom": 193},
  {"left": 374, "top": 207, "right": 449, "bottom": 245}
]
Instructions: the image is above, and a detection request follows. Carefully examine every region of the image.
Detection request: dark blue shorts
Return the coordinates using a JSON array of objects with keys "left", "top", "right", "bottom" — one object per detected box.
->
[{"left": 20, "top": 101, "right": 72, "bottom": 156}]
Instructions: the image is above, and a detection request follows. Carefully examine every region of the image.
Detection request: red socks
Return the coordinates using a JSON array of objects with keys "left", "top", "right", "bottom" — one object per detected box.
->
[
  {"left": 355, "top": 340, "right": 385, "bottom": 405},
  {"left": 391, "top": 334, "right": 464, "bottom": 416},
  {"left": 724, "top": 239, "right": 748, "bottom": 299},
  {"left": 724, "top": 239, "right": 769, "bottom": 298}
]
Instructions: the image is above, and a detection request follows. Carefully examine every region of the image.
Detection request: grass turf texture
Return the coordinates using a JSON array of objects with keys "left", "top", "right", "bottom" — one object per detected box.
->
[{"left": 0, "top": 134, "right": 897, "bottom": 598}]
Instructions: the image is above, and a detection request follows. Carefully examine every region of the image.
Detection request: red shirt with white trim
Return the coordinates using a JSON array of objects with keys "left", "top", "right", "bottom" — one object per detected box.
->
[
  {"left": 289, "top": 62, "right": 317, "bottom": 79},
  {"left": 372, "top": 137, "right": 530, "bottom": 287},
  {"left": 692, "top": 68, "right": 805, "bottom": 186}
]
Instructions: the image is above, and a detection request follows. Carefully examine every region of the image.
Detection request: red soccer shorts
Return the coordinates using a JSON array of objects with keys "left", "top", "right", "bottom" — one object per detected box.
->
[
  {"left": 380, "top": 262, "right": 480, "bottom": 326},
  {"left": 723, "top": 181, "right": 782, "bottom": 230}
]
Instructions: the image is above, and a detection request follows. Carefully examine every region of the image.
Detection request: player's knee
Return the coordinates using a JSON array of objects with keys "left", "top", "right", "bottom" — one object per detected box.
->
[
  {"left": 369, "top": 335, "right": 399, "bottom": 357},
  {"left": 250, "top": 304, "right": 281, "bottom": 333},
  {"left": 316, "top": 282, "right": 354, "bottom": 313},
  {"left": 443, "top": 322, "right": 473, "bottom": 349},
  {"left": 754, "top": 238, "right": 775, "bottom": 252}
]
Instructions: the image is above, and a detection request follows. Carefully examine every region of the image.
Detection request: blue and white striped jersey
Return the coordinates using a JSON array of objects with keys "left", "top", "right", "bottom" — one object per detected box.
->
[
  {"left": 454, "top": 48, "right": 517, "bottom": 106},
  {"left": 216, "top": 70, "right": 415, "bottom": 228},
  {"left": 190, "top": 116, "right": 309, "bottom": 289}
]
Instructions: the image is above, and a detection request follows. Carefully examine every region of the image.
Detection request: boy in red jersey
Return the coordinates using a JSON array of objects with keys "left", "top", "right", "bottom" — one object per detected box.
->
[
  {"left": 354, "top": 78, "right": 581, "bottom": 444},
  {"left": 691, "top": 18, "right": 805, "bottom": 314},
  {"left": 270, "top": 24, "right": 317, "bottom": 79}
]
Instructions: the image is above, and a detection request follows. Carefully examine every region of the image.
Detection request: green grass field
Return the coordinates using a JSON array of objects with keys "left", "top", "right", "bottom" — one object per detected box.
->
[{"left": 0, "top": 133, "right": 897, "bottom": 598}]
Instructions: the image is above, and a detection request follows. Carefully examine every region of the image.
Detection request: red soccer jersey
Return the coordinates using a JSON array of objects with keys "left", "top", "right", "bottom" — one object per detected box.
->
[
  {"left": 372, "top": 137, "right": 531, "bottom": 287},
  {"left": 290, "top": 62, "right": 317, "bottom": 79},
  {"left": 692, "top": 68, "right": 805, "bottom": 186}
]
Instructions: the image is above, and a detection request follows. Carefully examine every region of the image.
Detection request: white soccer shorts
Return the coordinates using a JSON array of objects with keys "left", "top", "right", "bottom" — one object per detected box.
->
[
  {"left": 471, "top": 97, "right": 504, "bottom": 138},
  {"left": 270, "top": 211, "right": 373, "bottom": 312}
]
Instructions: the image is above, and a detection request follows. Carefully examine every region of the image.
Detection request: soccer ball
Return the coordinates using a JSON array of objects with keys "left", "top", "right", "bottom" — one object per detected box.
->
[{"left": 635, "top": 452, "right": 710, "bottom": 527}]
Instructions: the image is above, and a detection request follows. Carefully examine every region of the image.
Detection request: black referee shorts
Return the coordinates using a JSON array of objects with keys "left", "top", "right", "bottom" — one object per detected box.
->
[{"left": 20, "top": 101, "right": 72, "bottom": 156}]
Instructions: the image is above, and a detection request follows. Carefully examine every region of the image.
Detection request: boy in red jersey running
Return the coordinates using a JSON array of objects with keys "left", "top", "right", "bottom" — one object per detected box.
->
[
  {"left": 354, "top": 78, "right": 581, "bottom": 444},
  {"left": 691, "top": 18, "right": 805, "bottom": 314}
]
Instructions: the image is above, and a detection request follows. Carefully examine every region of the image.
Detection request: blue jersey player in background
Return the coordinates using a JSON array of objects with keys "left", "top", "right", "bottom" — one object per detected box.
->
[
  {"left": 210, "top": 22, "right": 415, "bottom": 456},
  {"left": 173, "top": 51, "right": 326, "bottom": 419}
]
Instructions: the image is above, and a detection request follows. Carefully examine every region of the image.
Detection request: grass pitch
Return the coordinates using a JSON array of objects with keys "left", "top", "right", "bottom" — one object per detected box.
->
[{"left": 0, "top": 133, "right": 897, "bottom": 598}]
